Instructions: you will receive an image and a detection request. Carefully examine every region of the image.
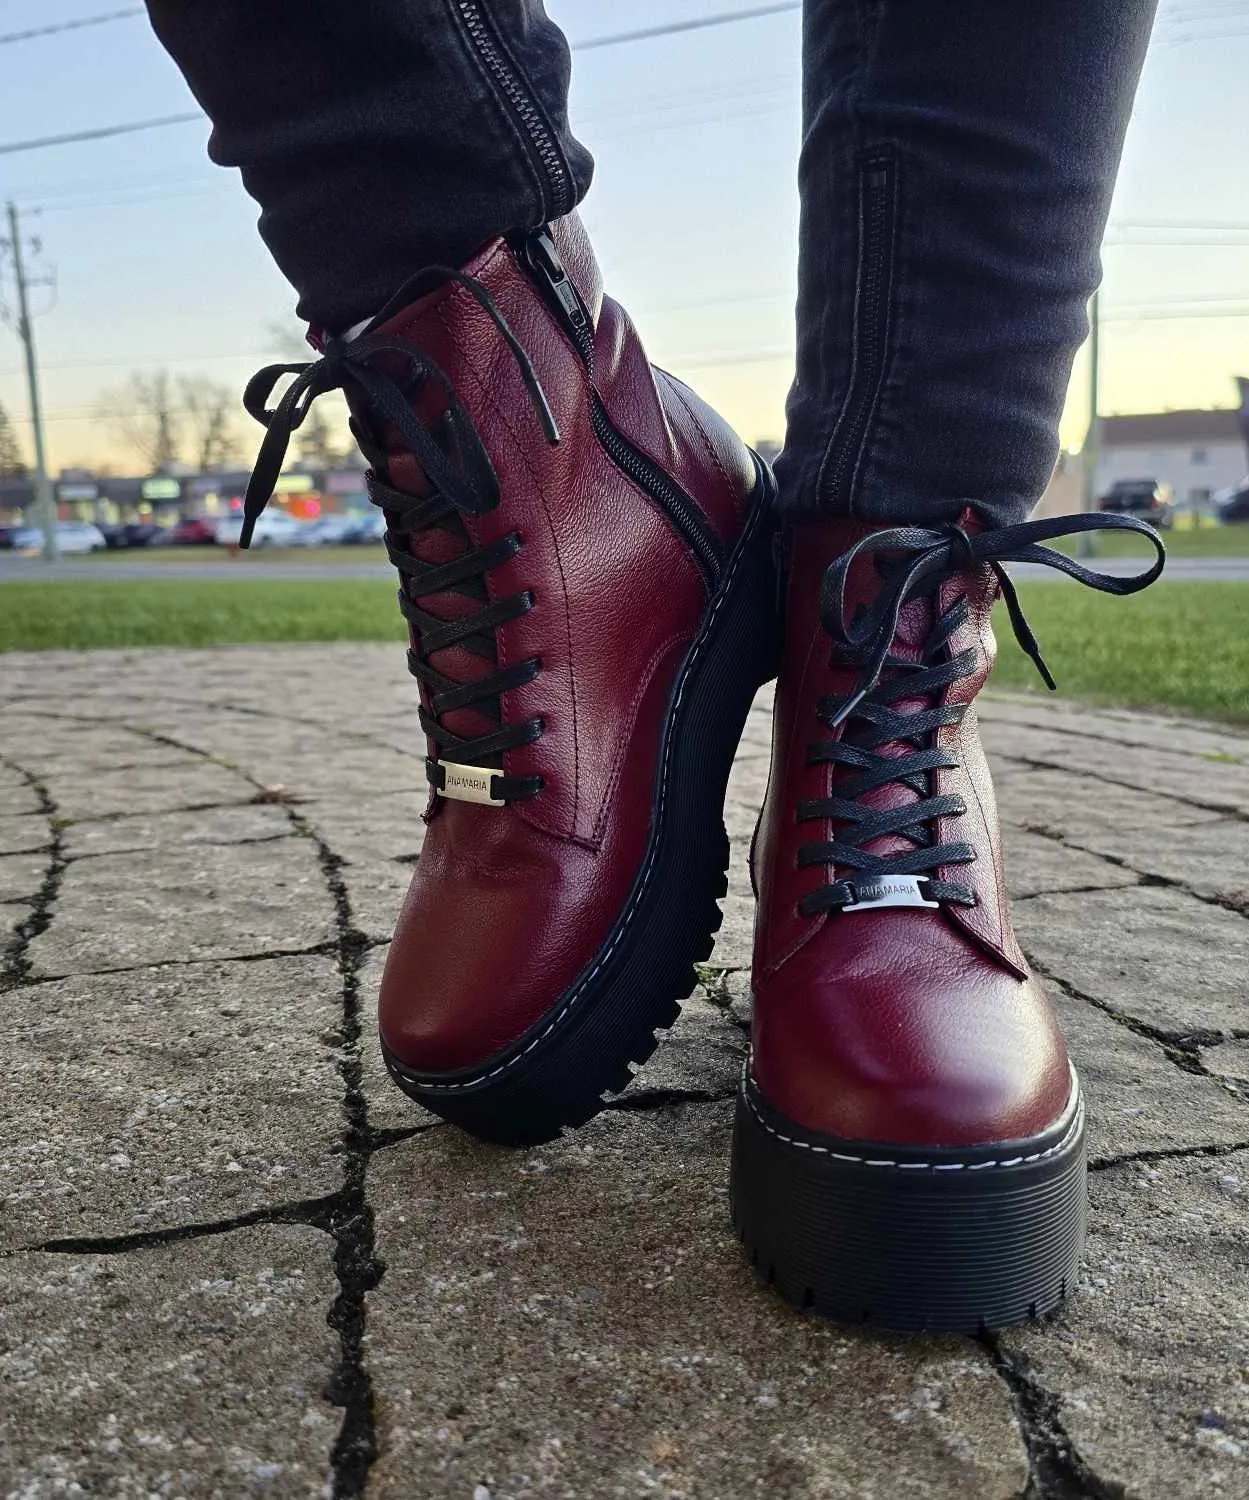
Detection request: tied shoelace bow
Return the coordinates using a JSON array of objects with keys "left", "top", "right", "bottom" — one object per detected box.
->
[
  {"left": 797, "top": 511, "right": 1166, "bottom": 917},
  {"left": 240, "top": 267, "right": 562, "bottom": 804}
]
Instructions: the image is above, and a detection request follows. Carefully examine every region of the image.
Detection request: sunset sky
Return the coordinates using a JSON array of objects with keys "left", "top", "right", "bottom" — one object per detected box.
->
[{"left": 0, "top": 0, "right": 1246, "bottom": 475}]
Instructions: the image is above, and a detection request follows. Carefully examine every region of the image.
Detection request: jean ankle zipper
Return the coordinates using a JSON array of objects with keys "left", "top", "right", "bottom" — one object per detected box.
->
[
  {"left": 818, "top": 147, "right": 899, "bottom": 511},
  {"left": 519, "top": 228, "right": 725, "bottom": 591},
  {"left": 454, "top": 0, "right": 574, "bottom": 220}
]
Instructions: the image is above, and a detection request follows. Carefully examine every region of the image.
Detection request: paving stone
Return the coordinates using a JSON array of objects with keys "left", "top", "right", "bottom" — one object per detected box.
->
[
  {"left": 27, "top": 838, "right": 337, "bottom": 977},
  {"left": 984, "top": 725, "right": 1249, "bottom": 818},
  {"left": 1016, "top": 885, "right": 1249, "bottom": 1038},
  {"left": 1, "top": 955, "right": 344, "bottom": 1248},
  {"left": 0, "top": 717, "right": 203, "bottom": 774},
  {"left": 45, "top": 759, "right": 254, "bottom": 822},
  {"left": 1003, "top": 1150, "right": 1249, "bottom": 1500},
  {"left": 367, "top": 1104, "right": 1029, "bottom": 1500},
  {"left": 0, "top": 812, "right": 51, "bottom": 854},
  {"left": 982, "top": 694, "right": 1249, "bottom": 765},
  {"left": 61, "top": 801, "right": 295, "bottom": 860},
  {"left": 1042, "top": 815, "right": 1249, "bottom": 914},
  {"left": 2, "top": 901, "right": 31, "bottom": 953},
  {"left": 623, "top": 992, "right": 746, "bottom": 1101},
  {"left": 133, "top": 714, "right": 418, "bottom": 799},
  {"left": 1056, "top": 993, "right": 1249, "bottom": 1162},
  {"left": 1004, "top": 828, "right": 1140, "bottom": 900},
  {"left": 1199, "top": 1038, "right": 1249, "bottom": 1090},
  {"left": 309, "top": 803, "right": 428, "bottom": 869},
  {"left": 307, "top": 804, "right": 426, "bottom": 943},
  {"left": 0, "top": 852, "right": 46, "bottom": 904},
  {"left": 711, "top": 850, "right": 756, "bottom": 972},
  {"left": 992, "top": 767, "right": 1223, "bottom": 842},
  {"left": 0, "top": 776, "right": 41, "bottom": 816},
  {"left": 0, "top": 1225, "right": 340, "bottom": 1495}
]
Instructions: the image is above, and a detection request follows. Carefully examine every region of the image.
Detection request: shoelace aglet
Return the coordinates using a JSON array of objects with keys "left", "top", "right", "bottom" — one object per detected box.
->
[
  {"left": 532, "top": 384, "right": 561, "bottom": 446},
  {"left": 1032, "top": 650, "right": 1058, "bottom": 692},
  {"left": 828, "top": 687, "right": 869, "bottom": 730},
  {"left": 238, "top": 515, "right": 257, "bottom": 550}
]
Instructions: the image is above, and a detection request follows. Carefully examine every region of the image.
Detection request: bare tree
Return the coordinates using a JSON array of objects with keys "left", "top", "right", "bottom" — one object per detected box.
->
[
  {"left": 102, "top": 370, "right": 182, "bottom": 471},
  {"left": 0, "top": 400, "right": 26, "bottom": 479},
  {"left": 178, "top": 375, "right": 241, "bottom": 471}
]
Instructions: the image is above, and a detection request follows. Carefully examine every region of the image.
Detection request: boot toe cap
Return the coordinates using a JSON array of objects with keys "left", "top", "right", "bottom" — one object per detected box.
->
[{"left": 751, "top": 916, "right": 1072, "bottom": 1148}]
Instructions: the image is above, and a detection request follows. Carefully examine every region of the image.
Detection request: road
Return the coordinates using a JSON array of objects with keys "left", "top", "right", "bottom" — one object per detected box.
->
[{"left": 2, "top": 554, "right": 1247, "bottom": 583}]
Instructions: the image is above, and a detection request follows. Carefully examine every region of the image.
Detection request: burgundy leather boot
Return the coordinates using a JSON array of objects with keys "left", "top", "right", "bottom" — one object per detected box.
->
[
  {"left": 731, "top": 513, "right": 1163, "bottom": 1331},
  {"left": 241, "top": 215, "right": 776, "bottom": 1144}
]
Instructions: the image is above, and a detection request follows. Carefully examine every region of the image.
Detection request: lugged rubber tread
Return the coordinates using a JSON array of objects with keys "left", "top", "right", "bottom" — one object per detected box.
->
[{"left": 730, "top": 1068, "right": 1088, "bottom": 1333}]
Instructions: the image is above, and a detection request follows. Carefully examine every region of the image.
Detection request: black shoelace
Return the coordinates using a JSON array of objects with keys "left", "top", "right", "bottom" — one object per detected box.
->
[
  {"left": 798, "top": 512, "right": 1166, "bottom": 917},
  {"left": 240, "top": 268, "right": 561, "bottom": 803}
]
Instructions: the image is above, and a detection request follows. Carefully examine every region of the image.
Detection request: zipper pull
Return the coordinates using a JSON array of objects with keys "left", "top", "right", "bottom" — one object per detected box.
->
[{"left": 523, "top": 228, "right": 591, "bottom": 341}]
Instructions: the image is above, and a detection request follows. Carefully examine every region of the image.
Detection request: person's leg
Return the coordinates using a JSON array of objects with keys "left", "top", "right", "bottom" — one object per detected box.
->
[
  {"left": 736, "top": 0, "right": 1165, "bottom": 1332},
  {"left": 145, "top": 0, "right": 593, "bottom": 328},
  {"left": 778, "top": 0, "right": 1157, "bottom": 528},
  {"left": 145, "top": 2, "right": 778, "bottom": 1144}
]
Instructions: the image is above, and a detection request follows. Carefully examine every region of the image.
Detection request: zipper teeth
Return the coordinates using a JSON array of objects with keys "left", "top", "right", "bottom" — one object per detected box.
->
[
  {"left": 822, "top": 155, "right": 896, "bottom": 506},
  {"left": 456, "top": 1, "right": 573, "bottom": 218},
  {"left": 589, "top": 399, "right": 722, "bottom": 586},
  {"left": 519, "top": 230, "right": 724, "bottom": 589}
]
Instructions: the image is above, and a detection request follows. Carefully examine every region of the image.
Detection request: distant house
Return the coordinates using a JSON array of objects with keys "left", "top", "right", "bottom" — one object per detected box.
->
[{"left": 1095, "top": 409, "right": 1247, "bottom": 508}]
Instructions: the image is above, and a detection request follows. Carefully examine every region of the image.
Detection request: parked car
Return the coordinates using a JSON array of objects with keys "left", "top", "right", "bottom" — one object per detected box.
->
[
  {"left": 340, "top": 511, "right": 387, "bottom": 545},
  {"left": 0, "top": 524, "right": 21, "bottom": 550},
  {"left": 11, "top": 522, "right": 108, "bottom": 555},
  {"left": 214, "top": 509, "right": 308, "bottom": 548},
  {"left": 1214, "top": 478, "right": 1249, "bottom": 524},
  {"left": 167, "top": 516, "right": 218, "bottom": 546},
  {"left": 1098, "top": 478, "right": 1174, "bottom": 529},
  {"left": 99, "top": 521, "right": 164, "bottom": 549},
  {"left": 285, "top": 513, "right": 368, "bottom": 547}
]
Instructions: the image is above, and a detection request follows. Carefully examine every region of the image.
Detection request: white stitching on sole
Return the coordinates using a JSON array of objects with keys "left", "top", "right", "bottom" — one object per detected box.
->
[
  {"left": 741, "top": 1068, "right": 1084, "bottom": 1173},
  {"left": 400, "top": 470, "right": 770, "bottom": 1094}
]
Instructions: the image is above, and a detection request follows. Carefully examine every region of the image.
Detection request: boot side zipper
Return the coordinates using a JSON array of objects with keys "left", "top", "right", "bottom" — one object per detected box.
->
[
  {"left": 454, "top": 1, "right": 574, "bottom": 220},
  {"left": 520, "top": 229, "right": 725, "bottom": 590},
  {"left": 818, "top": 149, "right": 899, "bottom": 510}
]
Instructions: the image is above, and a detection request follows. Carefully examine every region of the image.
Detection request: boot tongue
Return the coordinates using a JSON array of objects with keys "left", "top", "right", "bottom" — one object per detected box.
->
[
  {"left": 829, "top": 588, "right": 936, "bottom": 866},
  {"left": 345, "top": 291, "right": 509, "bottom": 762},
  {"left": 819, "top": 507, "right": 988, "bottom": 870}
]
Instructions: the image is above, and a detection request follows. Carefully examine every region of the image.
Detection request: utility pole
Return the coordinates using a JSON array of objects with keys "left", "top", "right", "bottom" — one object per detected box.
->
[
  {"left": 1079, "top": 288, "right": 1101, "bottom": 559},
  {"left": 3, "top": 201, "right": 56, "bottom": 561}
]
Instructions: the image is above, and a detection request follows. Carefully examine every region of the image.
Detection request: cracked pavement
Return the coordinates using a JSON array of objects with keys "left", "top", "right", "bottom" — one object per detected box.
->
[{"left": 2, "top": 643, "right": 1248, "bottom": 1499}]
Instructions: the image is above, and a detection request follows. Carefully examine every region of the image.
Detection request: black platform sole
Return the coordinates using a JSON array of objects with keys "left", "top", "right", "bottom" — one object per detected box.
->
[
  {"left": 730, "top": 1066, "right": 1087, "bottom": 1333},
  {"left": 382, "top": 456, "right": 778, "bottom": 1146}
]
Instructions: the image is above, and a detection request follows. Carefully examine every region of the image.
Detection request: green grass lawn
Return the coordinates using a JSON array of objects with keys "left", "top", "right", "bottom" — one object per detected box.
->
[
  {"left": 0, "top": 578, "right": 404, "bottom": 651},
  {"left": 1059, "top": 521, "right": 1249, "bottom": 558},
  {"left": 1, "top": 576, "right": 1246, "bottom": 724},
  {"left": 78, "top": 543, "right": 386, "bottom": 567},
  {"left": 990, "top": 580, "right": 1247, "bottom": 722}
]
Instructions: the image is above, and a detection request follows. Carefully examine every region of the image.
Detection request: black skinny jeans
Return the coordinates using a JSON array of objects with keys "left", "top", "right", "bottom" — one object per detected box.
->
[{"left": 145, "top": 1, "right": 1156, "bottom": 529}]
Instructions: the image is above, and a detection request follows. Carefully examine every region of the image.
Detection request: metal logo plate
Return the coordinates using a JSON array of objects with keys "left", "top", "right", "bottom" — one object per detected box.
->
[
  {"left": 841, "top": 875, "right": 940, "bottom": 913},
  {"left": 438, "top": 764, "right": 504, "bottom": 807}
]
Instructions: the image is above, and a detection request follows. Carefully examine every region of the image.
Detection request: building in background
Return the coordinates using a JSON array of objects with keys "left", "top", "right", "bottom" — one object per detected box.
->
[{"left": 1095, "top": 408, "right": 1247, "bottom": 511}]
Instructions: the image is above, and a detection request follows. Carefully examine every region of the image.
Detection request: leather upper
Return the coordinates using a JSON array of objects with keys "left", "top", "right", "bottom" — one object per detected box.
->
[
  {"left": 371, "top": 215, "right": 759, "bottom": 1073},
  {"left": 750, "top": 519, "right": 1071, "bottom": 1147}
]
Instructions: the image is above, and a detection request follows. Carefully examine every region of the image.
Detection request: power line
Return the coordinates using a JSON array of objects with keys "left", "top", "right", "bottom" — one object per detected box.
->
[
  {"left": 0, "top": 6, "right": 144, "bottom": 48},
  {"left": 0, "top": 113, "right": 203, "bottom": 158},
  {"left": 0, "top": 3, "right": 803, "bottom": 158}
]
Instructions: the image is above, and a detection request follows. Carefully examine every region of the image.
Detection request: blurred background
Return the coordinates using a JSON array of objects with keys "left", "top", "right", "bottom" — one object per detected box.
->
[{"left": 0, "top": 1, "right": 1246, "bottom": 586}]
